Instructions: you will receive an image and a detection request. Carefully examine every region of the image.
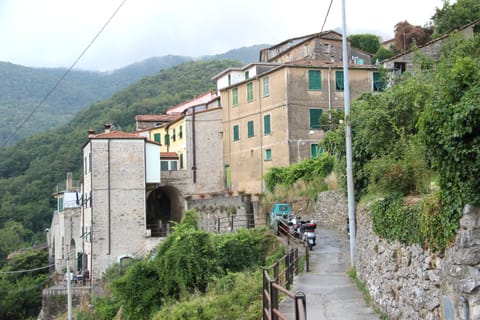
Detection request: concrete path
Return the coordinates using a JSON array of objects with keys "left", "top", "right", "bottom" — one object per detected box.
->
[{"left": 279, "top": 228, "right": 380, "bottom": 320}]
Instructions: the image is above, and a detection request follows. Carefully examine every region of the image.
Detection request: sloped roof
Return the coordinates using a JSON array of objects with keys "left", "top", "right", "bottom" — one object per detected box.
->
[
  {"left": 135, "top": 113, "right": 182, "bottom": 122},
  {"left": 161, "top": 152, "right": 178, "bottom": 159},
  {"left": 166, "top": 91, "right": 218, "bottom": 114},
  {"left": 91, "top": 131, "right": 144, "bottom": 139}
]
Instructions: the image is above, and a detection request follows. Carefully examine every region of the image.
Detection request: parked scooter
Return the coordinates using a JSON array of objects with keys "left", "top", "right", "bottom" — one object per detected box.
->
[{"left": 302, "top": 221, "right": 317, "bottom": 250}]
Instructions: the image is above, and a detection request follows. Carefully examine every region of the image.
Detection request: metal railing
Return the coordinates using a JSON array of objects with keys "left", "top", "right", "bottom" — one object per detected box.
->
[{"left": 262, "top": 247, "right": 307, "bottom": 320}]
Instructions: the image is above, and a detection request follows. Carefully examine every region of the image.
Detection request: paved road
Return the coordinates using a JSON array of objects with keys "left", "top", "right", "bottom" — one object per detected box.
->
[{"left": 279, "top": 228, "right": 380, "bottom": 320}]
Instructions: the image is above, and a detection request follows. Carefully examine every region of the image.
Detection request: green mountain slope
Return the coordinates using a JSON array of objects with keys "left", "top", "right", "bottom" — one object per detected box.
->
[
  {"left": 0, "top": 59, "right": 243, "bottom": 265},
  {"left": 0, "top": 45, "right": 266, "bottom": 146}
]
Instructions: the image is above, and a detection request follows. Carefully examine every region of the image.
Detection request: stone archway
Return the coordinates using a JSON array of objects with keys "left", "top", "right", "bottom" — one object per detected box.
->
[{"left": 146, "top": 186, "right": 183, "bottom": 236}]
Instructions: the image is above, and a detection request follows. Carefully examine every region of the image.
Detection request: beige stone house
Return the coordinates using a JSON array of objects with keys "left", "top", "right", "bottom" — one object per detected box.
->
[{"left": 214, "top": 31, "right": 382, "bottom": 195}]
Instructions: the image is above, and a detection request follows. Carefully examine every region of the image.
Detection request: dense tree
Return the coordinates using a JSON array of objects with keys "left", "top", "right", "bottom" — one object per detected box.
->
[
  {"left": 348, "top": 34, "right": 381, "bottom": 54},
  {"left": 394, "top": 21, "right": 434, "bottom": 52},
  {"left": 372, "top": 46, "right": 395, "bottom": 63},
  {"left": 432, "top": 0, "right": 480, "bottom": 37}
]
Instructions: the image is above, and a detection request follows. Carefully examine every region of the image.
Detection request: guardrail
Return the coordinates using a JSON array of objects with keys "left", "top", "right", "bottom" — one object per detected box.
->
[{"left": 262, "top": 246, "right": 307, "bottom": 320}]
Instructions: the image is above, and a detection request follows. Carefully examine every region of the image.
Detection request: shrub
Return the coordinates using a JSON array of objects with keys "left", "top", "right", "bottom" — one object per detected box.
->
[{"left": 371, "top": 195, "right": 423, "bottom": 245}]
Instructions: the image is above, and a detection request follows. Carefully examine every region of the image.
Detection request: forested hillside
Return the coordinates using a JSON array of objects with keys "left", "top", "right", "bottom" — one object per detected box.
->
[
  {"left": 0, "top": 59, "right": 243, "bottom": 266},
  {"left": 0, "top": 45, "right": 265, "bottom": 146}
]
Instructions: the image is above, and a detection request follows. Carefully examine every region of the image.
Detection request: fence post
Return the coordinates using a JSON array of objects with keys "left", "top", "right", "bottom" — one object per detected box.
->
[
  {"left": 294, "top": 248, "right": 299, "bottom": 275},
  {"left": 305, "top": 243, "right": 310, "bottom": 272},
  {"left": 271, "top": 279, "right": 278, "bottom": 320},
  {"left": 285, "top": 251, "right": 290, "bottom": 290},
  {"left": 217, "top": 217, "right": 220, "bottom": 233},
  {"left": 295, "top": 291, "right": 307, "bottom": 320},
  {"left": 262, "top": 269, "right": 269, "bottom": 320}
]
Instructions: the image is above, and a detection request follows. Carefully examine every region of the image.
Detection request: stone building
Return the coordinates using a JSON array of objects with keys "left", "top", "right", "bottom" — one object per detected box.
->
[
  {"left": 80, "top": 124, "right": 161, "bottom": 283},
  {"left": 47, "top": 172, "right": 82, "bottom": 275}
]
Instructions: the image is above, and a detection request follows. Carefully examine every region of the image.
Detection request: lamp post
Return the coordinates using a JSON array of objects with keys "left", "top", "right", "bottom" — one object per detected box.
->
[{"left": 341, "top": 0, "right": 356, "bottom": 267}]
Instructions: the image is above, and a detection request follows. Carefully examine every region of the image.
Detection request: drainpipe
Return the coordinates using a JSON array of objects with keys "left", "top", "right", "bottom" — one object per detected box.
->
[
  {"left": 107, "top": 139, "right": 111, "bottom": 255},
  {"left": 328, "top": 67, "right": 332, "bottom": 124},
  {"left": 192, "top": 106, "right": 197, "bottom": 183},
  {"left": 257, "top": 76, "right": 263, "bottom": 193}
]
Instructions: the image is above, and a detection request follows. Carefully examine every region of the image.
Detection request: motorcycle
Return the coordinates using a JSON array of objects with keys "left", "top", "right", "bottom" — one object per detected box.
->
[{"left": 302, "top": 221, "right": 317, "bottom": 250}]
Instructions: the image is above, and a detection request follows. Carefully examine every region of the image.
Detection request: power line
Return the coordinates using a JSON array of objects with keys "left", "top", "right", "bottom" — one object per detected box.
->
[
  {"left": 0, "top": 263, "right": 54, "bottom": 274},
  {"left": 321, "top": 0, "right": 334, "bottom": 33},
  {"left": 2, "top": 0, "right": 129, "bottom": 147}
]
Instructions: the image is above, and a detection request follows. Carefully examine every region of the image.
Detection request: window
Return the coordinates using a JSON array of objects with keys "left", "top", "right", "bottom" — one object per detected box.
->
[
  {"left": 245, "top": 71, "right": 249, "bottom": 79},
  {"left": 84, "top": 156, "right": 88, "bottom": 175},
  {"left": 164, "top": 134, "right": 170, "bottom": 146},
  {"left": 172, "top": 129, "right": 176, "bottom": 142},
  {"left": 264, "top": 149, "right": 272, "bottom": 161},
  {"left": 161, "top": 161, "right": 169, "bottom": 171},
  {"left": 247, "top": 120, "right": 254, "bottom": 138},
  {"left": 308, "top": 70, "right": 322, "bottom": 90},
  {"left": 88, "top": 153, "right": 92, "bottom": 173},
  {"left": 311, "top": 144, "right": 323, "bottom": 157},
  {"left": 161, "top": 160, "right": 178, "bottom": 171},
  {"left": 153, "top": 133, "right": 161, "bottom": 143},
  {"left": 309, "top": 109, "right": 323, "bottom": 129},
  {"left": 228, "top": 74, "right": 231, "bottom": 86},
  {"left": 373, "top": 72, "right": 386, "bottom": 92},
  {"left": 232, "top": 87, "right": 238, "bottom": 106},
  {"left": 178, "top": 125, "right": 183, "bottom": 139},
  {"left": 179, "top": 153, "right": 184, "bottom": 169},
  {"left": 263, "top": 76, "right": 270, "bottom": 97},
  {"left": 263, "top": 114, "right": 271, "bottom": 135},
  {"left": 335, "top": 70, "right": 344, "bottom": 91},
  {"left": 247, "top": 82, "right": 254, "bottom": 102},
  {"left": 323, "top": 43, "right": 331, "bottom": 53},
  {"left": 233, "top": 125, "right": 240, "bottom": 141}
]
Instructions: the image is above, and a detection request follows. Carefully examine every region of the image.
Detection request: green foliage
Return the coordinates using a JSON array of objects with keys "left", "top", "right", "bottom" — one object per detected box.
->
[
  {"left": 348, "top": 34, "right": 381, "bottom": 54},
  {"left": 372, "top": 46, "right": 394, "bottom": 63},
  {"left": 371, "top": 195, "right": 423, "bottom": 245},
  {"left": 365, "top": 156, "right": 416, "bottom": 196},
  {"left": 432, "top": 0, "right": 480, "bottom": 37},
  {"left": 111, "top": 260, "right": 162, "bottom": 320},
  {"left": 213, "top": 227, "right": 279, "bottom": 272},
  {"left": 154, "top": 271, "right": 264, "bottom": 320},
  {"left": 418, "top": 35, "right": 480, "bottom": 217},
  {"left": 0, "top": 249, "right": 49, "bottom": 320},
  {"left": 263, "top": 153, "right": 334, "bottom": 192},
  {"left": 91, "top": 295, "right": 122, "bottom": 320},
  {"left": 320, "top": 109, "right": 344, "bottom": 131}
]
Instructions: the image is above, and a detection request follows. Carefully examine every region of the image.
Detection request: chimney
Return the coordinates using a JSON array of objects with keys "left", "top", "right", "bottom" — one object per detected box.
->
[
  {"left": 104, "top": 123, "right": 112, "bottom": 133},
  {"left": 66, "top": 172, "right": 73, "bottom": 191},
  {"left": 87, "top": 129, "right": 95, "bottom": 138}
]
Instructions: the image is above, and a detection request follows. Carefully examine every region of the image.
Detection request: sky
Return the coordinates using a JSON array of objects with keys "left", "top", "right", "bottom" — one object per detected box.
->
[{"left": 0, "top": 0, "right": 447, "bottom": 71}]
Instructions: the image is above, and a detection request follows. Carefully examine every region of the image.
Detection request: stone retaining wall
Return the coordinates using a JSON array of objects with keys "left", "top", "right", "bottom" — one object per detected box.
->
[{"left": 356, "top": 203, "right": 480, "bottom": 320}]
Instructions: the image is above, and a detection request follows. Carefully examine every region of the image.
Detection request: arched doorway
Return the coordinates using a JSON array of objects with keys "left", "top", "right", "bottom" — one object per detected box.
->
[{"left": 146, "top": 186, "right": 183, "bottom": 236}]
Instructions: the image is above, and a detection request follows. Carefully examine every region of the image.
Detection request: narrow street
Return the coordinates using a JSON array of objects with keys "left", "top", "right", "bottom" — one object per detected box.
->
[{"left": 279, "top": 227, "right": 380, "bottom": 320}]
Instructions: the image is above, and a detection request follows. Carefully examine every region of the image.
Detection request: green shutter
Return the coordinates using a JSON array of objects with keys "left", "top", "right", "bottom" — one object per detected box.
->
[
  {"left": 263, "top": 77, "right": 270, "bottom": 97},
  {"left": 247, "top": 120, "right": 254, "bottom": 138},
  {"left": 335, "top": 70, "right": 344, "bottom": 91},
  {"left": 311, "top": 144, "right": 318, "bottom": 157},
  {"left": 179, "top": 125, "right": 183, "bottom": 138},
  {"left": 309, "top": 109, "right": 323, "bottom": 129},
  {"left": 245, "top": 71, "right": 249, "bottom": 79},
  {"left": 265, "top": 149, "right": 272, "bottom": 161},
  {"left": 164, "top": 134, "right": 170, "bottom": 145},
  {"left": 153, "top": 133, "right": 161, "bottom": 143},
  {"left": 233, "top": 125, "right": 239, "bottom": 141},
  {"left": 247, "top": 82, "right": 254, "bottom": 102},
  {"left": 224, "top": 165, "right": 231, "bottom": 189},
  {"left": 308, "top": 70, "right": 322, "bottom": 90},
  {"left": 264, "top": 114, "right": 271, "bottom": 135},
  {"left": 232, "top": 87, "right": 238, "bottom": 105}
]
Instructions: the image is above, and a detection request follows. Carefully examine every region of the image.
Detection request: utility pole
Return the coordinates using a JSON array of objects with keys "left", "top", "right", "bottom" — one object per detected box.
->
[
  {"left": 341, "top": 0, "right": 356, "bottom": 268},
  {"left": 66, "top": 251, "right": 73, "bottom": 320}
]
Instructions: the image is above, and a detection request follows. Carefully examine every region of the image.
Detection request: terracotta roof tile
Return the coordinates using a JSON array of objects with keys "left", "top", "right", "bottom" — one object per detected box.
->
[
  {"left": 92, "top": 131, "right": 144, "bottom": 139},
  {"left": 161, "top": 152, "right": 178, "bottom": 159}
]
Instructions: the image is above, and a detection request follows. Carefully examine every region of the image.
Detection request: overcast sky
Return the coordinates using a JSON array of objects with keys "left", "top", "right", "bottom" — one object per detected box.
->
[{"left": 0, "top": 0, "right": 446, "bottom": 71}]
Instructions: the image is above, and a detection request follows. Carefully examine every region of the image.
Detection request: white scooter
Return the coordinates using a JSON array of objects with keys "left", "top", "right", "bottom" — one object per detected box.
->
[{"left": 302, "top": 221, "right": 317, "bottom": 250}]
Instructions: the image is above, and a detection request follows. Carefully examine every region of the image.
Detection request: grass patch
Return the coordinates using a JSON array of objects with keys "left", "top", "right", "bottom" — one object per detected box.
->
[{"left": 347, "top": 268, "right": 388, "bottom": 320}]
